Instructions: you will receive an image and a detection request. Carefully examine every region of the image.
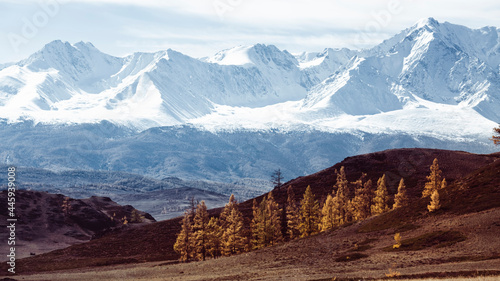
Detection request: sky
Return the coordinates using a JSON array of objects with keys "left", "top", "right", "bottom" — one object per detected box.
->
[{"left": 0, "top": 0, "right": 499, "bottom": 63}]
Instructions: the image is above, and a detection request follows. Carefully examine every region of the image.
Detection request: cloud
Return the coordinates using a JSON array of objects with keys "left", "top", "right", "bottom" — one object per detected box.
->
[{"left": 0, "top": 0, "right": 499, "bottom": 62}]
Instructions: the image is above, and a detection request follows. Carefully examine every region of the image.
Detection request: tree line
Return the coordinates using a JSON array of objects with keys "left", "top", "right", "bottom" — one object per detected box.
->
[{"left": 174, "top": 158, "right": 446, "bottom": 261}]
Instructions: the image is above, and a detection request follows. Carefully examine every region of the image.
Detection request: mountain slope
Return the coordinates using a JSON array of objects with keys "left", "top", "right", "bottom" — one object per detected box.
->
[
  {"left": 6, "top": 148, "right": 500, "bottom": 278},
  {"left": 0, "top": 190, "right": 155, "bottom": 260}
]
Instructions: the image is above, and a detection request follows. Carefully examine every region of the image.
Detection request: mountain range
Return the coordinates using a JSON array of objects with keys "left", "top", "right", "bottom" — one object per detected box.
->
[{"left": 0, "top": 18, "right": 498, "bottom": 186}]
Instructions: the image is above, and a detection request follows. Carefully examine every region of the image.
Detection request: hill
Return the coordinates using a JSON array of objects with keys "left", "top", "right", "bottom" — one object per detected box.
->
[
  {"left": 0, "top": 190, "right": 155, "bottom": 261},
  {"left": 3, "top": 148, "right": 500, "bottom": 279}
]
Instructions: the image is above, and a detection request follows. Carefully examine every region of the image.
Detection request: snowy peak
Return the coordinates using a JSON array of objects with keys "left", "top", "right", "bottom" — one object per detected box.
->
[
  {"left": 207, "top": 44, "right": 298, "bottom": 69},
  {"left": 0, "top": 18, "right": 499, "bottom": 130},
  {"left": 301, "top": 18, "right": 500, "bottom": 122}
]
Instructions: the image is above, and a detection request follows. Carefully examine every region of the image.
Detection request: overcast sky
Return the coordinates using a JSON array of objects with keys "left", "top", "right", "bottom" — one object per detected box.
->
[{"left": 1, "top": 0, "right": 499, "bottom": 63}]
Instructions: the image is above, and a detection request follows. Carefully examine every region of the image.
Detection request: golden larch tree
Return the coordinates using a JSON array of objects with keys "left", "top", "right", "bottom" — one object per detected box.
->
[
  {"left": 335, "top": 167, "right": 349, "bottom": 223},
  {"left": 251, "top": 198, "right": 264, "bottom": 249},
  {"left": 299, "top": 185, "right": 320, "bottom": 237},
  {"left": 393, "top": 178, "right": 409, "bottom": 209},
  {"left": 492, "top": 125, "right": 500, "bottom": 145},
  {"left": 393, "top": 233, "right": 402, "bottom": 249},
  {"left": 193, "top": 201, "right": 210, "bottom": 261},
  {"left": 265, "top": 192, "right": 282, "bottom": 246},
  {"left": 427, "top": 189, "right": 441, "bottom": 212},
  {"left": 221, "top": 207, "right": 245, "bottom": 255},
  {"left": 371, "top": 174, "right": 389, "bottom": 215},
  {"left": 220, "top": 196, "right": 245, "bottom": 256},
  {"left": 320, "top": 194, "right": 336, "bottom": 231},
  {"left": 286, "top": 185, "right": 300, "bottom": 239},
  {"left": 174, "top": 210, "right": 194, "bottom": 262},
  {"left": 206, "top": 217, "right": 222, "bottom": 259},
  {"left": 422, "top": 158, "right": 443, "bottom": 198}
]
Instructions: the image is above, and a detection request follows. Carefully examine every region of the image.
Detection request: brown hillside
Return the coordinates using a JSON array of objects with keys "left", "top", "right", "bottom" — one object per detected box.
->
[
  {"left": 0, "top": 190, "right": 154, "bottom": 262},
  {"left": 3, "top": 148, "right": 499, "bottom": 276},
  {"left": 7, "top": 148, "right": 500, "bottom": 280}
]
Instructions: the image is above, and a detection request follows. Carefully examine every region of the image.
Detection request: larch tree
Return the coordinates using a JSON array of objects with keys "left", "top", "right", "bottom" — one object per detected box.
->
[
  {"left": 492, "top": 125, "right": 500, "bottom": 145},
  {"left": 222, "top": 207, "right": 245, "bottom": 256},
  {"left": 320, "top": 194, "right": 336, "bottom": 231},
  {"left": 174, "top": 210, "right": 194, "bottom": 262},
  {"left": 61, "top": 196, "right": 71, "bottom": 216},
  {"left": 251, "top": 192, "right": 282, "bottom": 248},
  {"left": 286, "top": 185, "right": 300, "bottom": 240},
  {"left": 251, "top": 198, "right": 264, "bottom": 249},
  {"left": 206, "top": 217, "right": 222, "bottom": 259},
  {"left": 265, "top": 192, "right": 282, "bottom": 246},
  {"left": 393, "top": 178, "right": 409, "bottom": 209},
  {"left": 335, "top": 167, "right": 349, "bottom": 223},
  {"left": 427, "top": 189, "right": 441, "bottom": 212},
  {"left": 352, "top": 177, "right": 372, "bottom": 221},
  {"left": 422, "top": 158, "right": 443, "bottom": 198},
  {"left": 130, "top": 209, "right": 144, "bottom": 223},
  {"left": 271, "top": 169, "right": 284, "bottom": 189},
  {"left": 193, "top": 201, "right": 210, "bottom": 261},
  {"left": 371, "top": 174, "right": 389, "bottom": 215},
  {"left": 299, "top": 185, "right": 320, "bottom": 237}
]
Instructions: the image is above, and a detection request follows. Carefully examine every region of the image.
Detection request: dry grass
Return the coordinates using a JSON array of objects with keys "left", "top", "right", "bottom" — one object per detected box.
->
[{"left": 379, "top": 276, "right": 500, "bottom": 281}]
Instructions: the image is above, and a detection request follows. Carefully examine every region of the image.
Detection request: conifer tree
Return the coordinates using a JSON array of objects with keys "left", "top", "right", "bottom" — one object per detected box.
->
[
  {"left": 440, "top": 178, "right": 447, "bottom": 189},
  {"left": 220, "top": 195, "right": 245, "bottom": 256},
  {"left": 174, "top": 210, "right": 194, "bottom": 262},
  {"left": 299, "top": 185, "right": 320, "bottom": 237},
  {"left": 286, "top": 185, "right": 300, "bottom": 239},
  {"left": 371, "top": 174, "right": 389, "bottom": 215},
  {"left": 320, "top": 194, "right": 335, "bottom": 231},
  {"left": 335, "top": 167, "right": 349, "bottom": 223},
  {"left": 251, "top": 193, "right": 282, "bottom": 248},
  {"left": 393, "top": 233, "right": 402, "bottom": 249},
  {"left": 393, "top": 178, "right": 408, "bottom": 209},
  {"left": 222, "top": 207, "right": 245, "bottom": 255},
  {"left": 427, "top": 189, "right": 441, "bottom": 212},
  {"left": 193, "top": 201, "right": 210, "bottom": 261},
  {"left": 130, "top": 209, "right": 144, "bottom": 223},
  {"left": 62, "top": 197, "right": 71, "bottom": 216},
  {"left": 422, "top": 158, "right": 443, "bottom": 198},
  {"left": 265, "top": 192, "right": 282, "bottom": 246},
  {"left": 492, "top": 125, "right": 500, "bottom": 145},
  {"left": 251, "top": 199, "right": 264, "bottom": 249},
  {"left": 206, "top": 217, "right": 222, "bottom": 259},
  {"left": 352, "top": 178, "right": 372, "bottom": 220}
]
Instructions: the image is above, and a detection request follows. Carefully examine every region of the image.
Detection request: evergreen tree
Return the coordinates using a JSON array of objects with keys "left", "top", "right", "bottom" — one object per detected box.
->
[
  {"left": 393, "top": 178, "right": 409, "bottom": 209},
  {"left": 422, "top": 158, "right": 443, "bottom": 198},
  {"left": 299, "top": 185, "right": 320, "bottom": 237},
  {"left": 371, "top": 174, "right": 389, "bottom": 215},
  {"left": 174, "top": 210, "right": 194, "bottom": 262},
  {"left": 206, "top": 217, "right": 222, "bottom": 259},
  {"left": 286, "top": 185, "right": 300, "bottom": 240},
  {"left": 193, "top": 201, "right": 210, "bottom": 261},
  {"left": 492, "top": 125, "right": 500, "bottom": 145},
  {"left": 427, "top": 189, "right": 441, "bottom": 212}
]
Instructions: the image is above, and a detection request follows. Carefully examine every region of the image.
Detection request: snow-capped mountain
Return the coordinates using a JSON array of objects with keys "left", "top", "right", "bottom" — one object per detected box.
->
[{"left": 0, "top": 18, "right": 498, "bottom": 185}]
